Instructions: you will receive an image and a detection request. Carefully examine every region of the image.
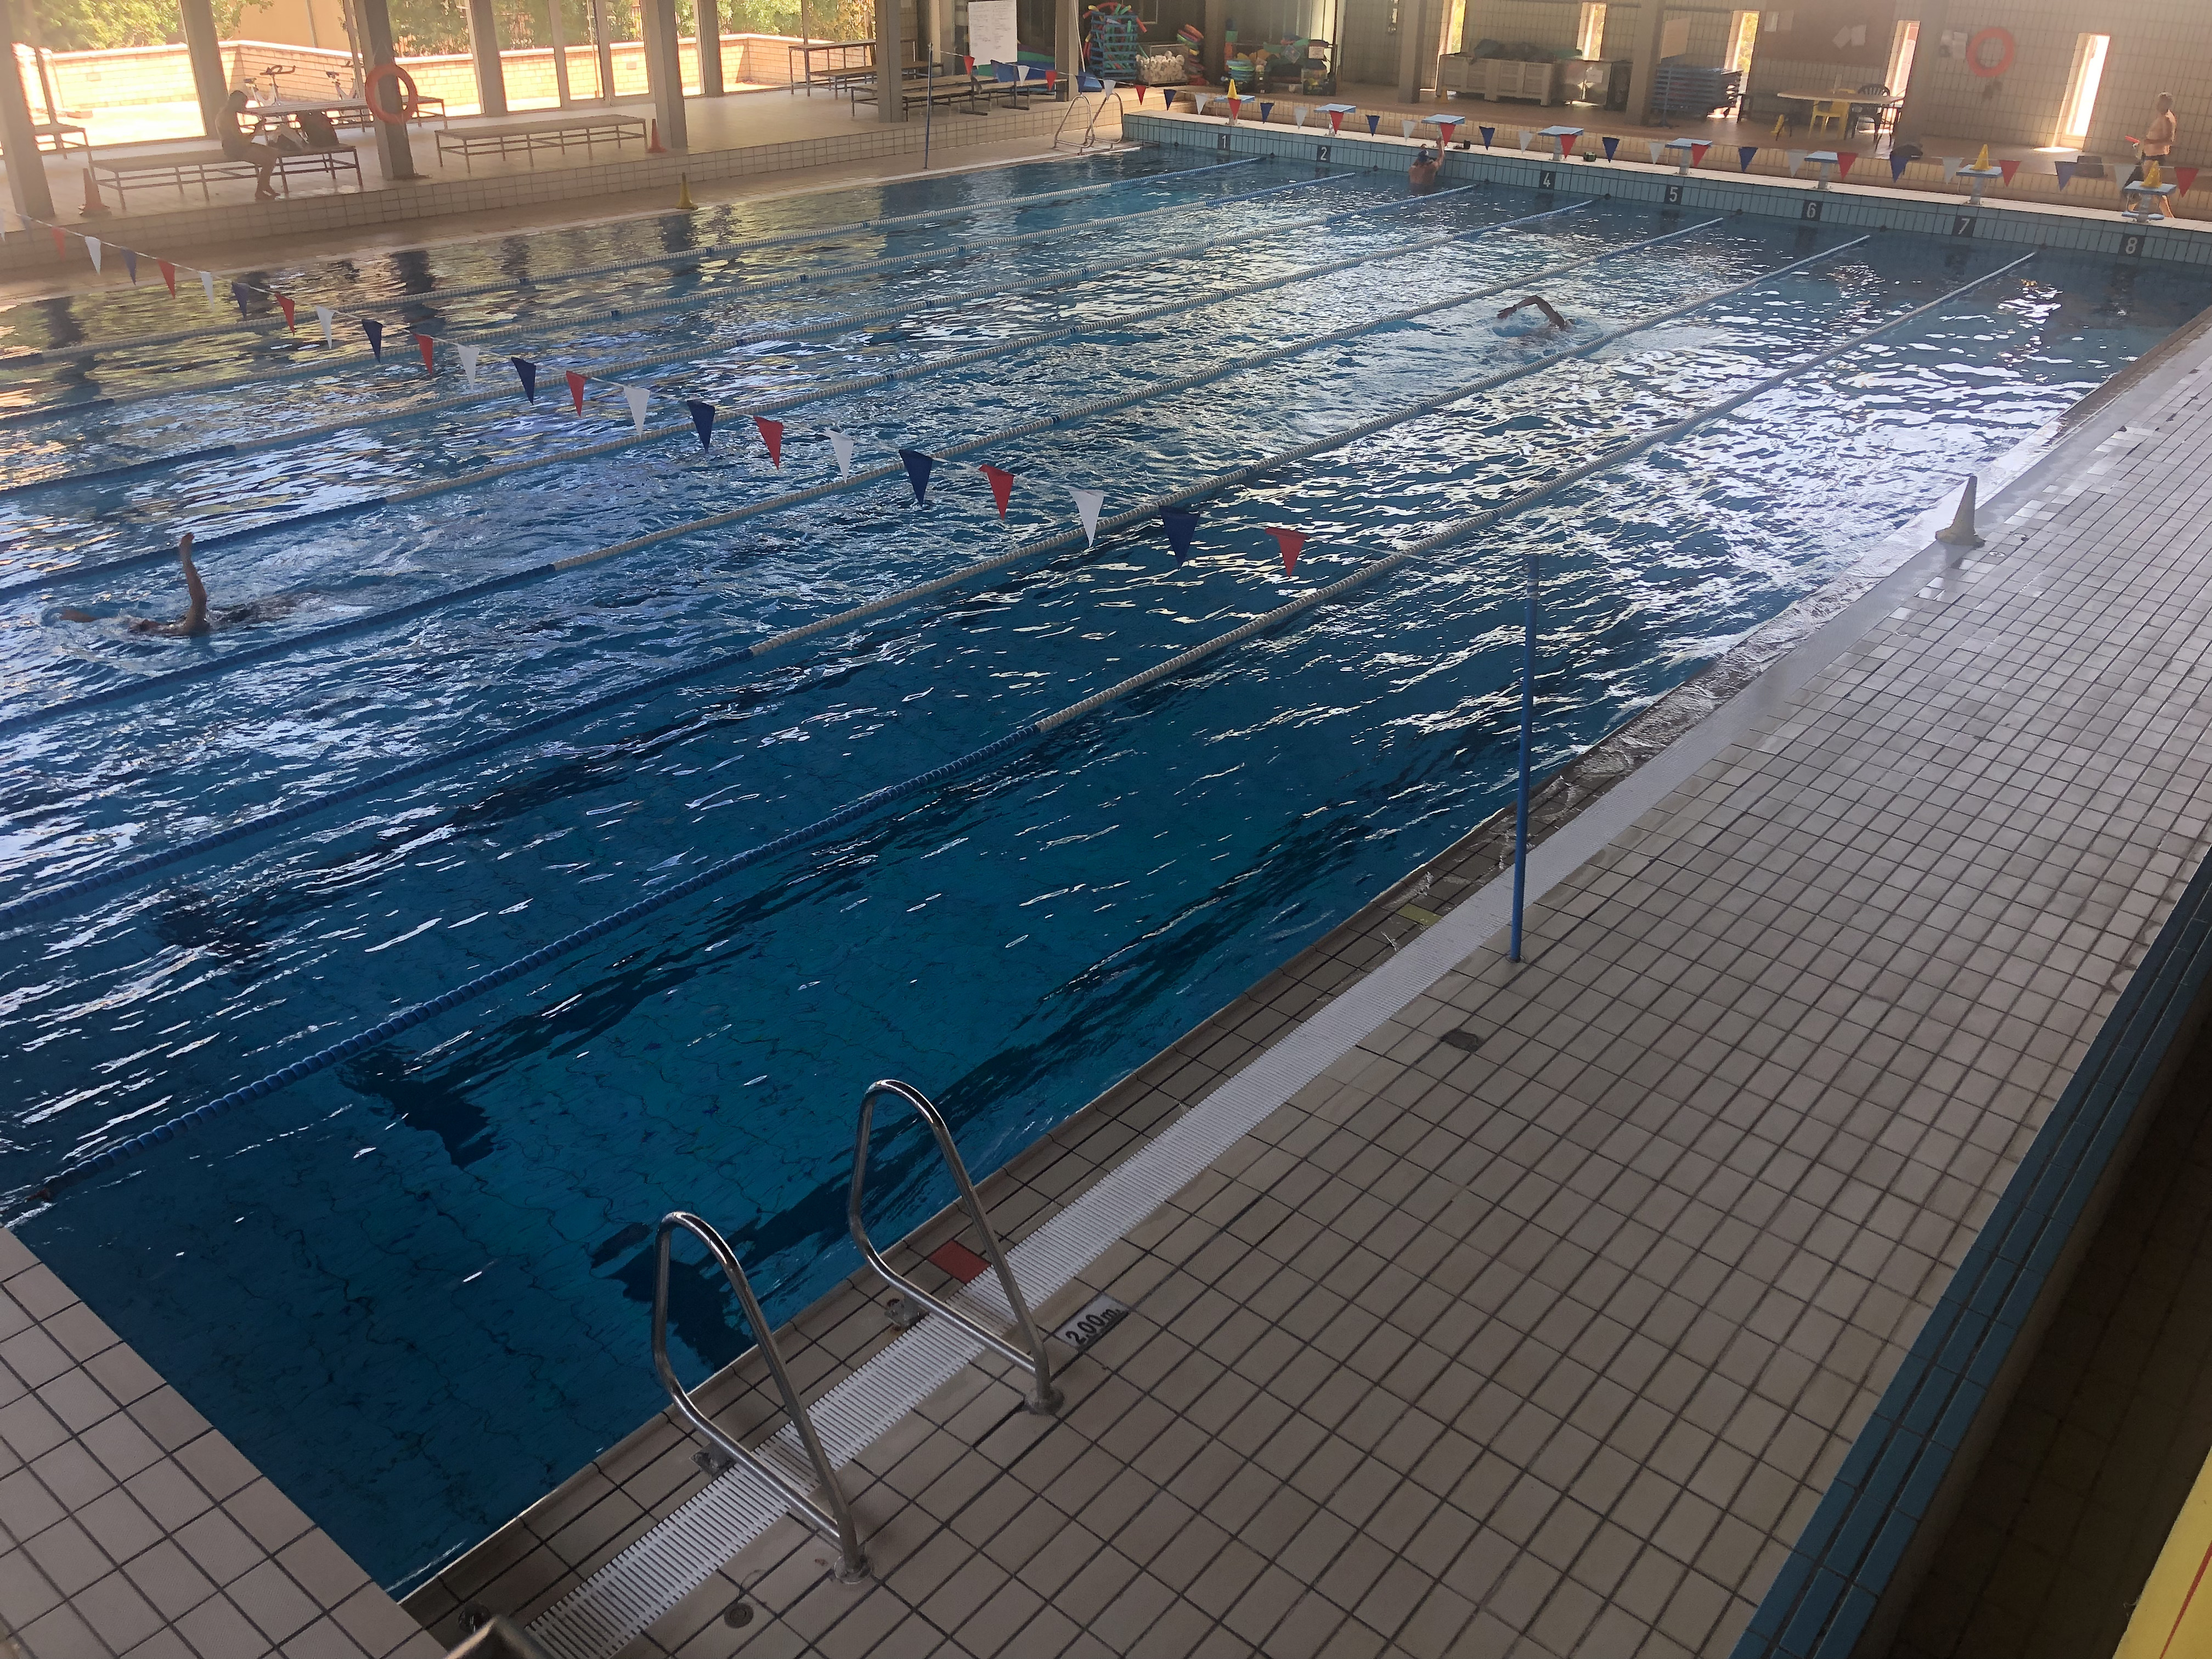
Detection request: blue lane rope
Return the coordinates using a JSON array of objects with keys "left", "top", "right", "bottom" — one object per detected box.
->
[
  {"left": 0, "top": 205, "right": 1658, "bottom": 741},
  {"left": 5, "top": 225, "right": 1861, "bottom": 931},
  {"left": 0, "top": 183, "right": 1511, "bottom": 599},
  {"left": 0, "top": 158, "right": 1262, "bottom": 374},
  {"left": 30, "top": 247, "right": 2039, "bottom": 1201},
  {"left": 0, "top": 162, "right": 1284, "bottom": 433},
  {"left": 0, "top": 170, "right": 1354, "bottom": 493}
]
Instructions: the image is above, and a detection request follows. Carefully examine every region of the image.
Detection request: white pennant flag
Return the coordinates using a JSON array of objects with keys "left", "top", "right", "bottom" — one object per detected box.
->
[
  {"left": 1517, "top": 128, "right": 1533, "bottom": 150},
  {"left": 1294, "top": 104, "right": 1309, "bottom": 127},
  {"left": 84, "top": 236, "right": 101, "bottom": 272},
  {"left": 621, "top": 384, "right": 648, "bottom": 434},
  {"left": 458, "top": 343, "right": 481, "bottom": 388},
  {"left": 1644, "top": 140, "right": 1662, "bottom": 163},
  {"left": 828, "top": 431, "right": 854, "bottom": 478},
  {"left": 200, "top": 269, "right": 216, "bottom": 307},
  {"left": 1786, "top": 150, "right": 1807, "bottom": 174},
  {"left": 1193, "top": 92, "right": 1211, "bottom": 115},
  {"left": 1940, "top": 155, "right": 1966, "bottom": 179},
  {"left": 1402, "top": 118, "right": 1416, "bottom": 138},
  {"left": 1070, "top": 487, "right": 1104, "bottom": 547},
  {"left": 315, "top": 305, "right": 334, "bottom": 346}
]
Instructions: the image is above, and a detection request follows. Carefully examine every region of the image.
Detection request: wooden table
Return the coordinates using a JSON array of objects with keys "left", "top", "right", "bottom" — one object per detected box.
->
[
  {"left": 788, "top": 40, "right": 893, "bottom": 96},
  {"left": 1775, "top": 87, "right": 1903, "bottom": 136}
]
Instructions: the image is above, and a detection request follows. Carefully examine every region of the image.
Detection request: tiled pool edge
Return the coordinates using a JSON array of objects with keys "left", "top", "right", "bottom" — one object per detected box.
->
[
  {"left": 1126, "top": 111, "right": 2212, "bottom": 267},
  {"left": 1728, "top": 789, "right": 2212, "bottom": 1659}
]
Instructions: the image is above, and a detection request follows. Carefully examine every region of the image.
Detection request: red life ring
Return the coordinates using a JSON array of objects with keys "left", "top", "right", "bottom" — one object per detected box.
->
[
  {"left": 1965, "top": 26, "right": 2014, "bottom": 78},
  {"left": 363, "top": 61, "right": 421, "bottom": 123}
]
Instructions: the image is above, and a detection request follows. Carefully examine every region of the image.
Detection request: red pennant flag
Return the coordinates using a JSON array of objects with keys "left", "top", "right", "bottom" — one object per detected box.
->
[
  {"left": 1328, "top": 110, "right": 1345, "bottom": 134},
  {"left": 1266, "top": 527, "right": 1306, "bottom": 575},
  {"left": 1228, "top": 95, "right": 1241, "bottom": 120},
  {"left": 1688, "top": 141, "right": 1711, "bottom": 166},
  {"left": 1045, "top": 70, "right": 1057, "bottom": 91},
  {"left": 566, "top": 370, "right": 588, "bottom": 413},
  {"left": 277, "top": 294, "right": 296, "bottom": 332},
  {"left": 157, "top": 259, "right": 176, "bottom": 296},
  {"left": 1996, "top": 157, "right": 2019, "bottom": 184},
  {"left": 980, "top": 464, "right": 1015, "bottom": 518},
  {"left": 753, "top": 415, "right": 783, "bottom": 467},
  {"left": 2179, "top": 166, "right": 2200, "bottom": 196},
  {"left": 1135, "top": 84, "right": 1147, "bottom": 104},
  {"left": 49, "top": 225, "right": 66, "bottom": 258},
  {"left": 1834, "top": 150, "right": 1858, "bottom": 179},
  {"left": 414, "top": 331, "right": 436, "bottom": 371}
]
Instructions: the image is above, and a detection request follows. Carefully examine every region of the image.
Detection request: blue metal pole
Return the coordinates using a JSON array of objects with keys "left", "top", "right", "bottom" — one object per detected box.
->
[{"left": 1510, "top": 551, "right": 1536, "bottom": 963}]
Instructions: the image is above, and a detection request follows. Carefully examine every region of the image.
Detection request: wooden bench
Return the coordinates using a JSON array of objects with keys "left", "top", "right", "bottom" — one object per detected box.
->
[
  {"left": 433, "top": 113, "right": 646, "bottom": 171},
  {"left": 847, "top": 67, "right": 992, "bottom": 117},
  {"left": 91, "top": 145, "right": 363, "bottom": 207}
]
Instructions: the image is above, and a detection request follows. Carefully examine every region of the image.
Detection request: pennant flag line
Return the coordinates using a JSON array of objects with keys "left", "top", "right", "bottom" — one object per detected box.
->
[
  {"left": 1479, "top": 126, "right": 1494, "bottom": 148},
  {"left": 84, "top": 237, "right": 101, "bottom": 273},
  {"left": 122, "top": 247, "right": 137, "bottom": 284},
  {"left": 157, "top": 259, "right": 176, "bottom": 296},
  {"left": 899, "top": 447, "right": 936, "bottom": 505},
  {"left": 1161, "top": 509, "right": 1200, "bottom": 560},
  {"left": 828, "top": 431, "right": 854, "bottom": 479},
  {"left": 1835, "top": 151, "right": 1858, "bottom": 180},
  {"left": 1940, "top": 156, "right": 1965, "bottom": 179},
  {"left": 276, "top": 294, "right": 296, "bottom": 332},
  {"left": 753, "top": 415, "right": 782, "bottom": 466},
  {"left": 566, "top": 370, "right": 588, "bottom": 413},
  {"left": 1647, "top": 140, "right": 1664, "bottom": 163},
  {"left": 1739, "top": 145, "right": 1758, "bottom": 172},
  {"left": 230, "top": 280, "right": 251, "bottom": 319},
  {"left": 1517, "top": 129, "right": 1533, "bottom": 150},
  {"left": 511, "top": 357, "right": 538, "bottom": 401},
  {"left": 415, "top": 331, "right": 436, "bottom": 372},
  {"left": 48, "top": 226, "right": 64, "bottom": 259},
  {"left": 1602, "top": 136, "right": 1620, "bottom": 161},
  {"left": 362, "top": 318, "right": 385, "bottom": 359},
  {"left": 981, "top": 463, "right": 1015, "bottom": 518},
  {"left": 684, "top": 399, "right": 716, "bottom": 452},
  {"left": 458, "top": 342, "right": 480, "bottom": 388},
  {"left": 1267, "top": 527, "right": 1306, "bottom": 575},
  {"left": 1071, "top": 487, "right": 1104, "bottom": 546},
  {"left": 1996, "top": 158, "right": 2020, "bottom": 183},
  {"left": 622, "top": 385, "right": 650, "bottom": 435},
  {"left": 1364, "top": 114, "right": 1381, "bottom": 136},
  {"left": 1892, "top": 153, "right": 1912, "bottom": 182},
  {"left": 2181, "top": 167, "right": 2201, "bottom": 196},
  {"left": 1786, "top": 150, "right": 1807, "bottom": 174}
]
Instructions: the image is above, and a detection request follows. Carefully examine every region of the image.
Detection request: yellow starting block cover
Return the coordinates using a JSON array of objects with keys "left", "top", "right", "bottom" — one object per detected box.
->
[{"left": 2115, "top": 1447, "right": 2212, "bottom": 1659}]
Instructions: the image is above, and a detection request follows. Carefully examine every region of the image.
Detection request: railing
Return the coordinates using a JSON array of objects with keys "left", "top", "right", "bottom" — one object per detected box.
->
[
  {"left": 849, "top": 1079, "right": 1063, "bottom": 1414},
  {"left": 1053, "top": 84, "right": 1124, "bottom": 152},
  {"left": 651, "top": 1212, "right": 867, "bottom": 1580}
]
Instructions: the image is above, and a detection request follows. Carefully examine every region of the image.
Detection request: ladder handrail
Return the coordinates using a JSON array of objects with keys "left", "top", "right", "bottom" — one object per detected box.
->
[
  {"left": 849, "top": 1079, "right": 1063, "bottom": 1414},
  {"left": 1053, "top": 87, "right": 1125, "bottom": 152},
  {"left": 651, "top": 1211, "right": 867, "bottom": 1580}
]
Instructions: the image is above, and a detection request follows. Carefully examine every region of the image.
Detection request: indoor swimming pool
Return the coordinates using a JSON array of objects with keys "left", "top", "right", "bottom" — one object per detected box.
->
[{"left": 0, "top": 147, "right": 2202, "bottom": 1591}]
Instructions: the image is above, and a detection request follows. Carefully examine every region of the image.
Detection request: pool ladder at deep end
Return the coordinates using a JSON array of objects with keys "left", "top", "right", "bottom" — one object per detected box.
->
[{"left": 647, "top": 1077, "right": 1063, "bottom": 1584}]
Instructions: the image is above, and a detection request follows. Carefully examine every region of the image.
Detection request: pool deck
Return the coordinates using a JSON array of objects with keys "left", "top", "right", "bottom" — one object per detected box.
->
[{"left": 385, "top": 198, "right": 2212, "bottom": 1656}]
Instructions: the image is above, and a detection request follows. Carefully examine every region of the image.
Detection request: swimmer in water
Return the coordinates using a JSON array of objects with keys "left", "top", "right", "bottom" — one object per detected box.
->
[
  {"left": 57, "top": 533, "right": 309, "bottom": 634},
  {"left": 1497, "top": 295, "right": 1570, "bottom": 331},
  {"left": 1408, "top": 147, "right": 1441, "bottom": 194}
]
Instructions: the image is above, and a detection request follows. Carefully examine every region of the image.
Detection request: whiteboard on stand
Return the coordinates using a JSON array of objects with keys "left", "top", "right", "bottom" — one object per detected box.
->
[{"left": 969, "top": 0, "right": 1018, "bottom": 66}]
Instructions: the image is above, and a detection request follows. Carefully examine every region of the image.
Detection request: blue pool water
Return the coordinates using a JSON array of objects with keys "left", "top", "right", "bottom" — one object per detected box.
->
[{"left": 0, "top": 150, "right": 2202, "bottom": 1590}]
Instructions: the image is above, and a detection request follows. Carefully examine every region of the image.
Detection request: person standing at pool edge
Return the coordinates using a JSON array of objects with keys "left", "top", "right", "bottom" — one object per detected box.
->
[{"left": 2129, "top": 93, "right": 2178, "bottom": 192}]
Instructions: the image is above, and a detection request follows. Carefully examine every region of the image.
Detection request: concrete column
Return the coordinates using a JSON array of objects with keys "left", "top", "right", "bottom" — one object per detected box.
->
[
  {"left": 1203, "top": 0, "right": 1226, "bottom": 76},
  {"left": 0, "top": 1, "right": 53, "bottom": 221},
  {"left": 1056, "top": 0, "right": 1077, "bottom": 84},
  {"left": 465, "top": 0, "right": 509, "bottom": 116},
  {"left": 547, "top": 0, "right": 573, "bottom": 106},
  {"left": 698, "top": 0, "right": 725, "bottom": 95},
  {"left": 1394, "top": 0, "right": 1439, "bottom": 103},
  {"left": 930, "top": 0, "right": 952, "bottom": 68},
  {"left": 177, "top": 0, "right": 230, "bottom": 139},
  {"left": 872, "top": 0, "right": 905, "bottom": 121},
  {"left": 1888, "top": 1, "right": 1945, "bottom": 146},
  {"left": 639, "top": 0, "right": 689, "bottom": 146},
  {"left": 354, "top": 0, "right": 420, "bottom": 180},
  {"left": 588, "top": 0, "right": 614, "bottom": 101},
  {"left": 1625, "top": 0, "right": 1669, "bottom": 125}
]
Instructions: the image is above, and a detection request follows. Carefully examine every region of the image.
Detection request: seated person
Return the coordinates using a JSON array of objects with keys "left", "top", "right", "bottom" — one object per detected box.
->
[{"left": 219, "top": 90, "right": 280, "bottom": 200}]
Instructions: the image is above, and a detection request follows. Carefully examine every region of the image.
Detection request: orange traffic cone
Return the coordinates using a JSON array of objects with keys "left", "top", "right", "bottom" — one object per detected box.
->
[
  {"left": 78, "top": 167, "right": 111, "bottom": 219},
  {"left": 647, "top": 119, "right": 668, "bottom": 154}
]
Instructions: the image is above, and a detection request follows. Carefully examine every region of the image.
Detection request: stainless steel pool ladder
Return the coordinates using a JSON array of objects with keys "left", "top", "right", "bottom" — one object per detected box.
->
[
  {"left": 650, "top": 1212, "right": 867, "bottom": 1581},
  {"left": 850, "top": 1079, "right": 1063, "bottom": 1414}
]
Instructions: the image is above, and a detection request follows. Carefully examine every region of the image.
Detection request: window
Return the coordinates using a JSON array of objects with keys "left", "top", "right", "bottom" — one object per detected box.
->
[
  {"left": 1576, "top": 2, "right": 1606, "bottom": 59},
  {"left": 2056, "top": 32, "right": 2109, "bottom": 145},
  {"left": 1885, "top": 20, "right": 1917, "bottom": 99},
  {"left": 1726, "top": 9, "right": 1758, "bottom": 74}
]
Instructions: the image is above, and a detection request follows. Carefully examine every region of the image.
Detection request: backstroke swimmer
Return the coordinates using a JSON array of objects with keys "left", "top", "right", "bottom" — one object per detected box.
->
[{"left": 58, "top": 533, "right": 301, "bottom": 634}]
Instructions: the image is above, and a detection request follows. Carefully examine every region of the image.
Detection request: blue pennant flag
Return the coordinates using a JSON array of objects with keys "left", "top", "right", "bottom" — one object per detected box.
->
[
  {"left": 1364, "top": 113, "right": 1380, "bottom": 135},
  {"left": 1479, "top": 125, "right": 1494, "bottom": 148},
  {"left": 2054, "top": 159, "right": 2079, "bottom": 190},
  {"left": 1259, "top": 101, "right": 1273, "bottom": 122},
  {"left": 230, "top": 280, "right": 251, "bottom": 320},
  {"left": 360, "top": 318, "right": 385, "bottom": 359},
  {"left": 899, "top": 447, "right": 936, "bottom": 505},
  {"left": 1892, "top": 153, "right": 1911, "bottom": 182},
  {"left": 122, "top": 247, "right": 137, "bottom": 284},
  {"left": 1739, "top": 145, "right": 1758, "bottom": 172},
  {"left": 1161, "top": 509, "right": 1201, "bottom": 560},
  {"left": 1604, "top": 136, "right": 1621, "bottom": 161},
  {"left": 685, "top": 400, "right": 716, "bottom": 452},
  {"left": 511, "top": 356, "right": 538, "bottom": 400}
]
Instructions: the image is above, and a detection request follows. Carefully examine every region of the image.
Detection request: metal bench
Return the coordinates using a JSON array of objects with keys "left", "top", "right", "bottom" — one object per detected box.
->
[
  {"left": 91, "top": 145, "right": 363, "bottom": 207},
  {"left": 30, "top": 121, "right": 88, "bottom": 157},
  {"left": 433, "top": 112, "right": 647, "bottom": 171}
]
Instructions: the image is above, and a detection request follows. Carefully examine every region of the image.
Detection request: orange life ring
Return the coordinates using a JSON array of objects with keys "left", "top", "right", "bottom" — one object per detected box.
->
[
  {"left": 1965, "top": 26, "right": 2014, "bottom": 78},
  {"left": 363, "top": 61, "right": 421, "bottom": 123}
]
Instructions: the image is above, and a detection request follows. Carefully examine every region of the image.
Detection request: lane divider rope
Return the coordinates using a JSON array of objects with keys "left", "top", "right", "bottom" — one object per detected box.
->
[{"left": 28, "top": 247, "right": 2035, "bottom": 1200}]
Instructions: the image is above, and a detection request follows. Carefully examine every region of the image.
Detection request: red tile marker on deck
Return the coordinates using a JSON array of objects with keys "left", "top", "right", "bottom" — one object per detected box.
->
[{"left": 927, "top": 1239, "right": 991, "bottom": 1283}]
